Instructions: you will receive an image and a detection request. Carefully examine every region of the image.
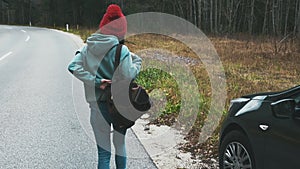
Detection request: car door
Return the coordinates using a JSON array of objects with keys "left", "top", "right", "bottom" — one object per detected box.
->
[{"left": 264, "top": 94, "right": 300, "bottom": 169}]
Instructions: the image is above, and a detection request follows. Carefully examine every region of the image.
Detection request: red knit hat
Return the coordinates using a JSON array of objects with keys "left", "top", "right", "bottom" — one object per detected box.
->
[{"left": 99, "top": 4, "right": 127, "bottom": 39}]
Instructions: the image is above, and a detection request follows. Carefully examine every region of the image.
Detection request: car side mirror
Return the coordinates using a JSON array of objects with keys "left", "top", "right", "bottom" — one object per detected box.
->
[{"left": 271, "top": 99, "right": 296, "bottom": 119}]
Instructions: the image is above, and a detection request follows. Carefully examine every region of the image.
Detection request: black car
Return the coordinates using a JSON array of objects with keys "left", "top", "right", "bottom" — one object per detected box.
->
[{"left": 219, "top": 85, "right": 300, "bottom": 169}]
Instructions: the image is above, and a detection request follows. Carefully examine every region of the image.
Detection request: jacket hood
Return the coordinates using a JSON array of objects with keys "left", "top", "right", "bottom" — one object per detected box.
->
[{"left": 86, "top": 33, "right": 119, "bottom": 57}]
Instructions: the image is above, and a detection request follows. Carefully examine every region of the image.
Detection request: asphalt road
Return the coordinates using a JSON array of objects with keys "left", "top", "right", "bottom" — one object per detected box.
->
[{"left": 0, "top": 25, "right": 157, "bottom": 169}]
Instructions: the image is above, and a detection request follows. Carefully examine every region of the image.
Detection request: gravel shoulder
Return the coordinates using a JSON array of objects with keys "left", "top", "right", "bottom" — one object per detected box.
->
[{"left": 132, "top": 115, "right": 219, "bottom": 169}]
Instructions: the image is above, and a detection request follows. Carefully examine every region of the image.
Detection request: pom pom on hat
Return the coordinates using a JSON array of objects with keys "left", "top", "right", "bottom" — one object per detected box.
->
[{"left": 99, "top": 4, "right": 127, "bottom": 39}]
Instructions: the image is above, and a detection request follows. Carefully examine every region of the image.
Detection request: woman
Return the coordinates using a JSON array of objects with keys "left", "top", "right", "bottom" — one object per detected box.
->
[{"left": 68, "top": 4, "right": 142, "bottom": 169}]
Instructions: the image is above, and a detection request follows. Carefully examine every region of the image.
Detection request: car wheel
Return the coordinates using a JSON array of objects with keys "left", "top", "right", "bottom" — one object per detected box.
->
[{"left": 219, "top": 130, "right": 255, "bottom": 169}]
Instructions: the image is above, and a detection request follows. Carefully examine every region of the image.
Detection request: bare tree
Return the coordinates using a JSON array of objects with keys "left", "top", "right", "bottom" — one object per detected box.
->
[
  {"left": 272, "top": 0, "right": 277, "bottom": 35},
  {"left": 296, "top": 0, "right": 300, "bottom": 37},
  {"left": 295, "top": 0, "right": 300, "bottom": 37},
  {"left": 218, "top": 0, "right": 222, "bottom": 32},
  {"left": 249, "top": 0, "right": 255, "bottom": 34},
  {"left": 214, "top": 0, "right": 218, "bottom": 33},
  {"left": 189, "top": 0, "right": 193, "bottom": 23},
  {"left": 1, "top": 0, "right": 4, "bottom": 23},
  {"left": 197, "top": 0, "right": 202, "bottom": 28},
  {"left": 210, "top": 0, "right": 213, "bottom": 32},
  {"left": 262, "top": 0, "right": 269, "bottom": 34},
  {"left": 193, "top": 0, "right": 197, "bottom": 25},
  {"left": 224, "top": 0, "right": 240, "bottom": 34},
  {"left": 284, "top": 0, "right": 290, "bottom": 36},
  {"left": 176, "top": 0, "right": 185, "bottom": 19}
]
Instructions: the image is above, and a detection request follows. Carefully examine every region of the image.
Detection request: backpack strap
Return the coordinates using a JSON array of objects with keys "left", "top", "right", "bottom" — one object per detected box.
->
[
  {"left": 114, "top": 44, "right": 123, "bottom": 71},
  {"left": 106, "top": 43, "right": 122, "bottom": 111}
]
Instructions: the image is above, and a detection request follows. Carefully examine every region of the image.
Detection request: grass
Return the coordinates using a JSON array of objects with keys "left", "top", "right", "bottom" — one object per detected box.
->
[
  {"left": 216, "top": 36, "right": 300, "bottom": 96},
  {"left": 68, "top": 27, "right": 300, "bottom": 159}
]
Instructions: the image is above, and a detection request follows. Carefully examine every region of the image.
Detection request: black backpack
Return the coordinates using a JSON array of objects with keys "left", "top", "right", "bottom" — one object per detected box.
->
[{"left": 104, "top": 44, "right": 151, "bottom": 129}]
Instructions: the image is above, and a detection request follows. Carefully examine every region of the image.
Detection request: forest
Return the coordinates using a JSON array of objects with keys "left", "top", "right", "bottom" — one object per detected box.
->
[{"left": 0, "top": 0, "right": 299, "bottom": 37}]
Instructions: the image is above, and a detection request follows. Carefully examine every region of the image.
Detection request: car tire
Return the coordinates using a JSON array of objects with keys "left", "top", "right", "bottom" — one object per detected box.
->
[{"left": 219, "top": 130, "right": 255, "bottom": 169}]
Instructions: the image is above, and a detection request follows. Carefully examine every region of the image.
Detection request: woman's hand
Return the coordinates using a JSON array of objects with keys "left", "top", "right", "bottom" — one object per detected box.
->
[{"left": 100, "top": 79, "right": 112, "bottom": 90}]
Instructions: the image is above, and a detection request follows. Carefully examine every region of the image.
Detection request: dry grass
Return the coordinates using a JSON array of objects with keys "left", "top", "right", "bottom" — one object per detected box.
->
[
  {"left": 213, "top": 36, "right": 300, "bottom": 98},
  {"left": 126, "top": 34, "right": 300, "bottom": 106}
]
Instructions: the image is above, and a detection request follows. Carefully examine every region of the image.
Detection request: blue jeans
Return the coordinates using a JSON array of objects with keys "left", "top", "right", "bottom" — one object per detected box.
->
[{"left": 90, "top": 101, "right": 127, "bottom": 169}]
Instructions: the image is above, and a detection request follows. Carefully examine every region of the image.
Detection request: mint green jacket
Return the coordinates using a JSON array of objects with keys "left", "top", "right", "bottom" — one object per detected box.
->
[{"left": 68, "top": 33, "right": 142, "bottom": 102}]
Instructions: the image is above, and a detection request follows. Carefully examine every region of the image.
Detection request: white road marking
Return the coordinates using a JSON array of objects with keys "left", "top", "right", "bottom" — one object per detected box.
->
[
  {"left": 25, "top": 36, "right": 30, "bottom": 42},
  {"left": 0, "top": 52, "right": 13, "bottom": 62},
  {"left": 21, "top": 30, "right": 26, "bottom": 33}
]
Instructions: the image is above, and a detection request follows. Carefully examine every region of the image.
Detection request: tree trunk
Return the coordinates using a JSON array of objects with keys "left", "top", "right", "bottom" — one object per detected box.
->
[
  {"left": 7, "top": 9, "right": 9, "bottom": 24},
  {"left": 279, "top": 0, "right": 283, "bottom": 35},
  {"left": 203, "top": 0, "right": 209, "bottom": 31},
  {"left": 296, "top": 0, "right": 300, "bottom": 38},
  {"left": 225, "top": 0, "right": 240, "bottom": 34},
  {"left": 29, "top": 0, "right": 31, "bottom": 24},
  {"left": 295, "top": 0, "right": 300, "bottom": 36},
  {"left": 1, "top": 1, "right": 3, "bottom": 23},
  {"left": 21, "top": 0, "right": 24, "bottom": 24},
  {"left": 176, "top": 0, "right": 185, "bottom": 19},
  {"left": 262, "top": 0, "right": 269, "bottom": 34},
  {"left": 72, "top": 2, "right": 76, "bottom": 26},
  {"left": 197, "top": 0, "right": 202, "bottom": 28},
  {"left": 161, "top": 0, "right": 165, "bottom": 12},
  {"left": 218, "top": 0, "right": 222, "bottom": 32},
  {"left": 173, "top": 0, "right": 176, "bottom": 15},
  {"left": 227, "top": 0, "right": 233, "bottom": 33},
  {"left": 120, "top": 0, "right": 124, "bottom": 10},
  {"left": 193, "top": 0, "right": 197, "bottom": 25},
  {"left": 249, "top": 0, "right": 255, "bottom": 34},
  {"left": 284, "top": 0, "right": 290, "bottom": 36},
  {"left": 189, "top": 0, "right": 193, "bottom": 23},
  {"left": 233, "top": 0, "right": 241, "bottom": 33},
  {"left": 210, "top": 0, "right": 213, "bottom": 32},
  {"left": 272, "top": 0, "right": 277, "bottom": 35},
  {"left": 214, "top": 0, "right": 218, "bottom": 33}
]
